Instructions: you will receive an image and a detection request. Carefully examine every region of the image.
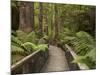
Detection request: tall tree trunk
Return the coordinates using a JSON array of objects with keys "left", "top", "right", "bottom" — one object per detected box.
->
[
  {"left": 39, "top": 2, "right": 43, "bottom": 36},
  {"left": 19, "top": 2, "right": 34, "bottom": 33},
  {"left": 45, "top": 15, "right": 48, "bottom": 35},
  {"left": 54, "top": 4, "right": 59, "bottom": 39},
  {"left": 11, "top": 1, "right": 19, "bottom": 31}
]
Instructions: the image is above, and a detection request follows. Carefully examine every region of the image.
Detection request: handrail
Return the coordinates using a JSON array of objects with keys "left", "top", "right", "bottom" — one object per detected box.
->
[
  {"left": 11, "top": 49, "right": 41, "bottom": 72},
  {"left": 65, "top": 44, "right": 89, "bottom": 70}
]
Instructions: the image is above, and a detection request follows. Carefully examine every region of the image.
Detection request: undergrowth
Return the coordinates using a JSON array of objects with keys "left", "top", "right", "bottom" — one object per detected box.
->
[{"left": 58, "top": 28, "right": 96, "bottom": 69}]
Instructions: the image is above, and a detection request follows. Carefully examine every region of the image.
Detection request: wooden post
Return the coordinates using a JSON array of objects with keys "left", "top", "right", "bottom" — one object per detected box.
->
[{"left": 22, "top": 62, "right": 30, "bottom": 73}]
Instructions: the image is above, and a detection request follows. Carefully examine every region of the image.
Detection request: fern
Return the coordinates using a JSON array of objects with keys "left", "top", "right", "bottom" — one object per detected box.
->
[
  {"left": 21, "top": 42, "right": 37, "bottom": 54},
  {"left": 38, "top": 38, "right": 47, "bottom": 44},
  {"left": 71, "top": 32, "right": 95, "bottom": 68},
  {"left": 22, "top": 42, "right": 48, "bottom": 52},
  {"left": 11, "top": 35, "right": 22, "bottom": 47},
  {"left": 86, "top": 48, "right": 96, "bottom": 62},
  {"left": 11, "top": 31, "right": 49, "bottom": 64},
  {"left": 73, "top": 48, "right": 96, "bottom": 69},
  {"left": 16, "top": 30, "right": 38, "bottom": 44},
  {"left": 26, "top": 31, "right": 38, "bottom": 44},
  {"left": 58, "top": 28, "right": 76, "bottom": 45},
  {"left": 58, "top": 29, "right": 96, "bottom": 69},
  {"left": 11, "top": 45, "right": 26, "bottom": 56},
  {"left": 37, "top": 44, "right": 48, "bottom": 51},
  {"left": 76, "top": 31, "right": 94, "bottom": 45},
  {"left": 16, "top": 30, "right": 27, "bottom": 43}
]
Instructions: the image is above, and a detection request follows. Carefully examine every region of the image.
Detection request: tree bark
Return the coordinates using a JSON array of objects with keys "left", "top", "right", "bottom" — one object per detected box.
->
[
  {"left": 11, "top": 1, "right": 19, "bottom": 31},
  {"left": 19, "top": 2, "right": 34, "bottom": 33},
  {"left": 39, "top": 2, "right": 43, "bottom": 36},
  {"left": 54, "top": 4, "right": 59, "bottom": 39}
]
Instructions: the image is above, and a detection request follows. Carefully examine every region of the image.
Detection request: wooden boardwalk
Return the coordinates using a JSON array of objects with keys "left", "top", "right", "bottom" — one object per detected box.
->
[
  {"left": 41, "top": 45, "right": 69, "bottom": 72},
  {"left": 11, "top": 45, "right": 88, "bottom": 74}
]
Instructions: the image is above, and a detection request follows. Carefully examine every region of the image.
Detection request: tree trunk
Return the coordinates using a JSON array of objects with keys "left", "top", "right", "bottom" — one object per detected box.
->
[
  {"left": 11, "top": 1, "right": 19, "bottom": 31},
  {"left": 54, "top": 4, "right": 59, "bottom": 39},
  {"left": 19, "top": 2, "right": 34, "bottom": 33},
  {"left": 39, "top": 2, "right": 43, "bottom": 36}
]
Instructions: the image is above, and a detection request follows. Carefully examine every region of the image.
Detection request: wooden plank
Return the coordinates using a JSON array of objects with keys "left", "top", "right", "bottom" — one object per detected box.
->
[
  {"left": 11, "top": 49, "right": 41, "bottom": 72},
  {"left": 65, "top": 44, "right": 89, "bottom": 70}
]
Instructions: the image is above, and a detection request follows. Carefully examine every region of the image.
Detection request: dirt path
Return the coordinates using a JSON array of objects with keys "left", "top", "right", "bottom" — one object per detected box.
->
[{"left": 40, "top": 45, "right": 69, "bottom": 72}]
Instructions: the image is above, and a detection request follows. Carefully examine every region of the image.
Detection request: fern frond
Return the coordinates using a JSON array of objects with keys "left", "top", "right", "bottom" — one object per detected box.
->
[
  {"left": 16, "top": 30, "right": 27, "bottom": 43},
  {"left": 76, "top": 31, "right": 94, "bottom": 44},
  {"left": 86, "top": 48, "right": 96, "bottom": 62},
  {"left": 37, "top": 44, "right": 48, "bottom": 51},
  {"left": 21, "top": 42, "right": 37, "bottom": 54},
  {"left": 11, "top": 45, "right": 26, "bottom": 56},
  {"left": 11, "top": 35, "right": 22, "bottom": 47},
  {"left": 26, "top": 31, "right": 38, "bottom": 43},
  {"left": 58, "top": 29, "right": 96, "bottom": 69}
]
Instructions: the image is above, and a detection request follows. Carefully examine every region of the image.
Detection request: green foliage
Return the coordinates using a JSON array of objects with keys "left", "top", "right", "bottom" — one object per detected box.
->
[
  {"left": 73, "top": 48, "right": 96, "bottom": 69},
  {"left": 16, "top": 30, "right": 27, "bottom": 43},
  {"left": 76, "top": 31, "right": 94, "bottom": 44},
  {"left": 38, "top": 35, "right": 49, "bottom": 44},
  {"left": 58, "top": 29, "right": 96, "bottom": 69},
  {"left": 21, "top": 42, "right": 38, "bottom": 55},
  {"left": 37, "top": 44, "right": 48, "bottom": 51},
  {"left": 26, "top": 31, "right": 38, "bottom": 44},
  {"left": 11, "top": 35, "right": 22, "bottom": 47},
  {"left": 11, "top": 30, "right": 48, "bottom": 64},
  {"left": 58, "top": 28, "right": 76, "bottom": 44},
  {"left": 11, "top": 45, "right": 26, "bottom": 56},
  {"left": 16, "top": 30, "right": 38, "bottom": 43},
  {"left": 71, "top": 31, "right": 95, "bottom": 56},
  {"left": 72, "top": 33, "right": 95, "bottom": 68}
]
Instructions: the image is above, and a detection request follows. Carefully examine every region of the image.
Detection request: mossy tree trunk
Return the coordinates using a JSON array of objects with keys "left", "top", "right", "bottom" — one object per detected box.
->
[
  {"left": 39, "top": 2, "right": 43, "bottom": 36},
  {"left": 54, "top": 4, "right": 59, "bottom": 43}
]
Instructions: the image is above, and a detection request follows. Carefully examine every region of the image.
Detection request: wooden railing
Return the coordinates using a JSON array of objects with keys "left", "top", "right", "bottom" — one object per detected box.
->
[
  {"left": 11, "top": 49, "right": 49, "bottom": 74},
  {"left": 65, "top": 44, "right": 89, "bottom": 70}
]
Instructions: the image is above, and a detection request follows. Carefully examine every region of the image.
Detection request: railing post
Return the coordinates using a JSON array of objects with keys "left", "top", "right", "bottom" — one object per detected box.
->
[{"left": 22, "top": 62, "right": 30, "bottom": 73}]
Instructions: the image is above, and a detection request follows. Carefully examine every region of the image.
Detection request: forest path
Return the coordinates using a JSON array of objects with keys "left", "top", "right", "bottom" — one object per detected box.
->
[{"left": 40, "top": 45, "right": 69, "bottom": 72}]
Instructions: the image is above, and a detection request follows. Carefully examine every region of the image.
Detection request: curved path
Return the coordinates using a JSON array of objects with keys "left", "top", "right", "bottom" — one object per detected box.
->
[{"left": 41, "top": 45, "right": 69, "bottom": 72}]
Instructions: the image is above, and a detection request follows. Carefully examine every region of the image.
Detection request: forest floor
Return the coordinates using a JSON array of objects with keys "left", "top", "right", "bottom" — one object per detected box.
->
[{"left": 41, "top": 45, "right": 69, "bottom": 72}]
